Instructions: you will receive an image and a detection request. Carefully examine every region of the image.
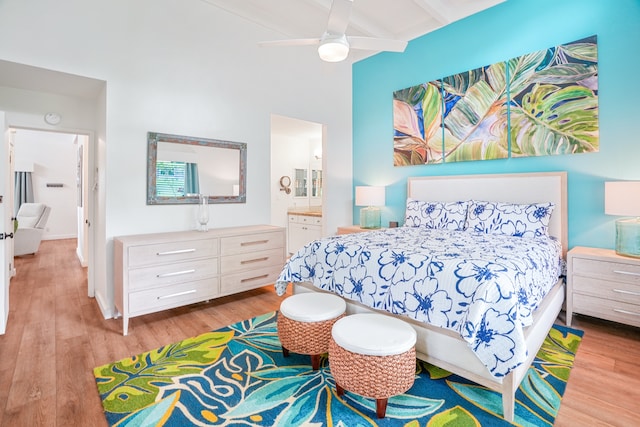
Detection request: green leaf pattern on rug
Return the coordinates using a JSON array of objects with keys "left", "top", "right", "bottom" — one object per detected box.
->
[
  {"left": 536, "top": 325, "right": 582, "bottom": 381},
  {"left": 93, "top": 330, "right": 234, "bottom": 413},
  {"left": 95, "top": 314, "right": 583, "bottom": 427},
  {"left": 426, "top": 405, "right": 481, "bottom": 427}
]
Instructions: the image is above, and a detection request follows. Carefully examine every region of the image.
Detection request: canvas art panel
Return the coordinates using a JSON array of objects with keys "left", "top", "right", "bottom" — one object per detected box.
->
[
  {"left": 392, "top": 35, "right": 599, "bottom": 166},
  {"left": 509, "top": 35, "right": 599, "bottom": 157}
]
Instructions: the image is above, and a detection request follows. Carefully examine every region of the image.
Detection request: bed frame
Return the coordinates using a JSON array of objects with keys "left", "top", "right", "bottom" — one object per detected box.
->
[{"left": 293, "top": 171, "right": 568, "bottom": 422}]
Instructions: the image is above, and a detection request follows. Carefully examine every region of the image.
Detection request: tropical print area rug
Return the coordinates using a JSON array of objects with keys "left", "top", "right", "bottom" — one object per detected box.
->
[{"left": 93, "top": 312, "right": 582, "bottom": 427}]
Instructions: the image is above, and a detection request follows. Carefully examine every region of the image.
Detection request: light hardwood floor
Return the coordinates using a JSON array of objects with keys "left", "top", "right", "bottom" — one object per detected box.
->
[{"left": 0, "top": 239, "right": 638, "bottom": 426}]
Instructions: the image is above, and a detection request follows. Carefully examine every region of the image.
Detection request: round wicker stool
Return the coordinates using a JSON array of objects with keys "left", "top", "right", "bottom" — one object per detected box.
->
[
  {"left": 278, "top": 293, "right": 346, "bottom": 370},
  {"left": 329, "top": 313, "right": 417, "bottom": 418}
]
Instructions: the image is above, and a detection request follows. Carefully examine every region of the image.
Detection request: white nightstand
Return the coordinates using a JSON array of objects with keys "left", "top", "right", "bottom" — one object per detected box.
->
[
  {"left": 337, "top": 225, "right": 387, "bottom": 235},
  {"left": 566, "top": 246, "right": 640, "bottom": 328}
]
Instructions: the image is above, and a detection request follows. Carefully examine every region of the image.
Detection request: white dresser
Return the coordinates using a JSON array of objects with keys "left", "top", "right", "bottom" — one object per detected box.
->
[
  {"left": 114, "top": 225, "right": 285, "bottom": 335},
  {"left": 566, "top": 246, "right": 640, "bottom": 328}
]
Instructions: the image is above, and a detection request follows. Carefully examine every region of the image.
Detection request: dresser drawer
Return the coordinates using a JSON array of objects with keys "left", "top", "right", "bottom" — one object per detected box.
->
[
  {"left": 572, "top": 275, "right": 640, "bottom": 305},
  {"left": 220, "top": 265, "right": 283, "bottom": 295},
  {"left": 288, "top": 215, "right": 322, "bottom": 225},
  {"left": 129, "top": 278, "right": 219, "bottom": 315},
  {"left": 128, "top": 239, "right": 218, "bottom": 267},
  {"left": 129, "top": 258, "right": 218, "bottom": 290},
  {"left": 220, "top": 248, "right": 284, "bottom": 274},
  {"left": 220, "top": 231, "right": 285, "bottom": 255},
  {"left": 572, "top": 257, "right": 640, "bottom": 284},
  {"left": 573, "top": 293, "right": 640, "bottom": 328}
]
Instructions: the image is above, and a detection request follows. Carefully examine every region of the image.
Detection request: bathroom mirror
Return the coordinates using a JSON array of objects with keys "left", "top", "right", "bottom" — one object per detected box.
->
[{"left": 147, "top": 132, "right": 246, "bottom": 205}]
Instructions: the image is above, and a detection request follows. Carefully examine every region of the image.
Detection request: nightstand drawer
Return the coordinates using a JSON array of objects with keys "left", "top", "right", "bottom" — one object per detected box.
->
[
  {"left": 573, "top": 293, "right": 640, "bottom": 328},
  {"left": 573, "top": 275, "right": 640, "bottom": 305},
  {"left": 572, "top": 257, "right": 640, "bottom": 284}
]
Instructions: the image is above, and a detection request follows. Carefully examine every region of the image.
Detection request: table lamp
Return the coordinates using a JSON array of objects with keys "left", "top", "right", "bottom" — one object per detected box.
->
[
  {"left": 605, "top": 181, "right": 640, "bottom": 258},
  {"left": 355, "top": 186, "right": 385, "bottom": 229}
]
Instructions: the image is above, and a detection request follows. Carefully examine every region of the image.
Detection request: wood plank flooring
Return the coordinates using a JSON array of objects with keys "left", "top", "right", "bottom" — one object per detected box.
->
[{"left": 0, "top": 238, "right": 638, "bottom": 426}]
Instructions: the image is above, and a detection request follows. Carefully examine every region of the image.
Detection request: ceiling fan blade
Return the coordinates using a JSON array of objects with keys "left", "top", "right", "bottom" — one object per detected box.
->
[
  {"left": 347, "top": 36, "right": 408, "bottom": 53},
  {"left": 258, "top": 38, "right": 321, "bottom": 47},
  {"left": 326, "top": 0, "right": 353, "bottom": 35}
]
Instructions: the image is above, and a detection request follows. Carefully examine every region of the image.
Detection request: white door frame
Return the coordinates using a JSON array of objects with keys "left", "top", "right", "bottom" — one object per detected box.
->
[
  {"left": 0, "top": 124, "right": 96, "bottom": 333},
  {"left": 0, "top": 113, "right": 12, "bottom": 334}
]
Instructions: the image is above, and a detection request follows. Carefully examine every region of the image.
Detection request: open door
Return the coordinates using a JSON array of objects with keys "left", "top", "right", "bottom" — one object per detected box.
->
[{"left": 0, "top": 113, "right": 15, "bottom": 334}]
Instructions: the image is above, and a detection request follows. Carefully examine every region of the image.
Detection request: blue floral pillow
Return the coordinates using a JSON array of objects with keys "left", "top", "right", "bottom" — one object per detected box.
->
[
  {"left": 466, "top": 200, "right": 555, "bottom": 238},
  {"left": 404, "top": 199, "right": 469, "bottom": 230}
]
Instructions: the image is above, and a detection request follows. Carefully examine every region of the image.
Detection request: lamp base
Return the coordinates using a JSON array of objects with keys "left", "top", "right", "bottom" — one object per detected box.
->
[
  {"left": 360, "top": 206, "right": 381, "bottom": 229},
  {"left": 615, "top": 218, "right": 640, "bottom": 258}
]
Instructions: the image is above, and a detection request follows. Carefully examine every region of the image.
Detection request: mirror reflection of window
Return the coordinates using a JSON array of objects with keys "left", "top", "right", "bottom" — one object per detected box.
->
[
  {"left": 155, "top": 161, "right": 199, "bottom": 197},
  {"left": 157, "top": 141, "right": 239, "bottom": 197}
]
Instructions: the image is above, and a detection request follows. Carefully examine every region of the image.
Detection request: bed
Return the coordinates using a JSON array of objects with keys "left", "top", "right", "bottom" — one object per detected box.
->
[{"left": 275, "top": 171, "right": 568, "bottom": 422}]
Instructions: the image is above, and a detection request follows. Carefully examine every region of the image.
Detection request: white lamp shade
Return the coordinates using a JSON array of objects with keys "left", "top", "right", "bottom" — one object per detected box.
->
[
  {"left": 605, "top": 181, "right": 640, "bottom": 216},
  {"left": 355, "top": 186, "right": 385, "bottom": 207}
]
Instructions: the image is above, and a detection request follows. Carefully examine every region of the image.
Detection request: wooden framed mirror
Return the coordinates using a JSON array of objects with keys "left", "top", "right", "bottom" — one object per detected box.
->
[{"left": 146, "top": 132, "right": 246, "bottom": 205}]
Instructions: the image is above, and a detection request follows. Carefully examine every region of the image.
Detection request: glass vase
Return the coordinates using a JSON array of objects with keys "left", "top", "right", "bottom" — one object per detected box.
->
[{"left": 197, "top": 194, "right": 209, "bottom": 232}]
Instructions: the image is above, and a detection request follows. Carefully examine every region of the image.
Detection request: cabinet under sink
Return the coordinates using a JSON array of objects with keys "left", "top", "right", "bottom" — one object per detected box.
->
[{"left": 287, "top": 213, "right": 322, "bottom": 254}]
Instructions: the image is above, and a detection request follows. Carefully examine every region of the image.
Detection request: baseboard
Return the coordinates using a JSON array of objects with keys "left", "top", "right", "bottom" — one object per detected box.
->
[
  {"left": 76, "top": 247, "right": 88, "bottom": 267},
  {"left": 43, "top": 234, "right": 77, "bottom": 241},
  {"left": 94, "top": 292, "right": 114, "bottom": 319}
]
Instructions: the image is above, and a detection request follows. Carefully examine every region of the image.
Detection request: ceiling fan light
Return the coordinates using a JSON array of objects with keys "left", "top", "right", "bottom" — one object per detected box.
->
[{"left": 318, "top": 36, "right": 349, "bottom": 62}]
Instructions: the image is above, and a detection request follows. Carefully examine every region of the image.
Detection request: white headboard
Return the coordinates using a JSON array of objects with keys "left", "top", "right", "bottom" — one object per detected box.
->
[{"left": 407, "top": 172, "right": 568, "bottom": 256}]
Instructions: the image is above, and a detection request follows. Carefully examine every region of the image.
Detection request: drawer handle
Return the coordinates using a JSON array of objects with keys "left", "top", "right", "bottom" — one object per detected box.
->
[
  {"left": 158, "top": 289, "right": 197, "bottom": 300},
  {"left": 241, "top": 240, "right": 268, "bottom": 246},
  {"left": 613, "top": 308, "right": 640, "bottom": 317},
  {"left": 157, "top": 269, "right": 196, "bottom": 278},
  {"left": 241, "top": 257, "right": 268, "bottom": 265},
  {"left": 613, "top": 289, "right": 640, "bottom": 297},
  {"left": 157, "top": 248, "right": 196, "bottom": 256},
  {"left": 613, "top": 269, "right": 640, "bottom": 277},
  {"left": 241, "top": 274, "right": 269, "bottom": 283}
]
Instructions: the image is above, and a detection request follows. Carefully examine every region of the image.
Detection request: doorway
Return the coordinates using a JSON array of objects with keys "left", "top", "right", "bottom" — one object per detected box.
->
[
  {"left": 270, "top": 114, "right": 325, "bottom": 252},
  {"left": 12, "top": 128, "right": 91, "bottom": 270}
]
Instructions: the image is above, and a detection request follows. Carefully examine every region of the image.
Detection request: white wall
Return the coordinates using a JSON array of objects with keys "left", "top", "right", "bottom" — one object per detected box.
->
[
  {"left": 13, "top": 129, "right": 78, "bottom": 240},
  {"left": 0, "top": 0, "right": 353, "bottom": 318}
]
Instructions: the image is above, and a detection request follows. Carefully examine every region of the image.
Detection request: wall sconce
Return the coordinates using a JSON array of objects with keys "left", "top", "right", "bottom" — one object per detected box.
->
[
  {"left": 605, "top": 181, "right": 640, "bottom": 258},
  {"left": 279, "top": 176, "right": 291, "bottom": 194},
  {"left": 355, "top": 186, "right": 385, "bottom": 229}
]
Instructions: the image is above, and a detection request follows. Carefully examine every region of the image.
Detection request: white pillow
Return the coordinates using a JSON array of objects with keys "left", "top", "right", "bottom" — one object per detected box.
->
[
  {"left": 404, "top": 199, "right": 468, "bottom": 231},
  {"left": 466, "top": 200, "right": 555, "bottom": 238}
]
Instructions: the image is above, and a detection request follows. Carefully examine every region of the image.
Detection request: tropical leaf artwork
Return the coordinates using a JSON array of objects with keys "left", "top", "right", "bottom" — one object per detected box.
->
[
  {"left": 440, "top": 63, "right": 510, "bottom": 162},
  {"left": 391, "top": 35, "right": 598, "bottom": 166},
  {"left": 509, "top": 35, "right": 599, "bottom": 157},
  {"left": 393, "top": 81, "right": 444, "bottom": 166}
]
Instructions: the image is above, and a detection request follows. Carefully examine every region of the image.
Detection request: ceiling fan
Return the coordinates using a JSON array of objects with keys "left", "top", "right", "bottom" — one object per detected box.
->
[{"left": 258, "top": 0, "right": 408, "bottom": 62}]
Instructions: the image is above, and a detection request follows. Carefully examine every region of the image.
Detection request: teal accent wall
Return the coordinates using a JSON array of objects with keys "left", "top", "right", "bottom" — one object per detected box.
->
[{"left": 352, "top": 0, "right": 640, "bottom": 250}]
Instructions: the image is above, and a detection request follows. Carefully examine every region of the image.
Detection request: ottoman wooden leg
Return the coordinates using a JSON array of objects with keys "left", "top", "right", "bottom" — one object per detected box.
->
[
  {"left": 336, "top": 383, "right": 345, "bottom": 396},
  {"left": 311, "top": 354, "right": 320, "bottom": 370},
  {"left": 282, "top": 346, "right": 289, "bottom": 357},
  {"left": 376, "top": 398, "right": 388, "bottom": 418}
]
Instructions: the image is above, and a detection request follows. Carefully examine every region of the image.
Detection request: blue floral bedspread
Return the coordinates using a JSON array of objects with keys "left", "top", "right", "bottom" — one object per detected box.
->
[{"left": 275, "top": 226, "right": 563, "bottom": 378}]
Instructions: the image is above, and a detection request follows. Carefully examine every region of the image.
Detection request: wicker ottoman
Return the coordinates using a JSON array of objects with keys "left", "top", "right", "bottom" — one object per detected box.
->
[
  {"left": 329, "top": 313, "right": 417, "bottom": 418},
  {"left": 278, "top": 292, "right": 346, "bottom": 370}
]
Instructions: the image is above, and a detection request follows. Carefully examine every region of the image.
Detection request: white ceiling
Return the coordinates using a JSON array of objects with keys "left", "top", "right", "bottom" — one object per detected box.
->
[
  {"left": 0, "top": 0, "right": 505, "bottom": 100},
  {"left": 201, "top": 0, "right": 506, "bottom": 61}
]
